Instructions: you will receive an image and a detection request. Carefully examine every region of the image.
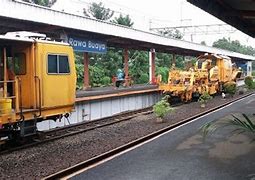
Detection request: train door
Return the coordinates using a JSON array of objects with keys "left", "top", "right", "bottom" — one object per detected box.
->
[
  {"left": 12, "top": 44, "right": 36, "bottom": 110},
  {"left": 37, "top": 42, "right": 76, "bottom": 109},
  {"left": 0, "top": 46, "right": 24, "bottom": 110}
]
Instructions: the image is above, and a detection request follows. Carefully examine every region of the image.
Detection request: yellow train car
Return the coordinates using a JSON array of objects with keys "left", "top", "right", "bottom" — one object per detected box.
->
[
  {"left": 0, "top": 33, "right": 76, "bottom": 140},
  {"left": 159, "top": 54, "right": 242, "bottom": 102}
]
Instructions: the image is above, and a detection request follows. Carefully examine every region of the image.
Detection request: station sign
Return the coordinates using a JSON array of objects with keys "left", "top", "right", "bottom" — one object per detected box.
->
[{"left": 68, "top": 36, "right": 107, "bottom": 54}]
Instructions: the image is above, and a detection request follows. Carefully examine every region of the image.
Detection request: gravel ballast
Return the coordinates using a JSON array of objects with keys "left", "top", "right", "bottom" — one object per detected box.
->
[{"left": 0, "top": 90, "right": 253, "bottom": 179}]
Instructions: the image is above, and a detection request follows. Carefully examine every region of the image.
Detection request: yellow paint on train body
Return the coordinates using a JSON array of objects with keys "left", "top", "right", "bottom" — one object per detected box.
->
[
  {"left": 159, "top": 54, "right": 241, "bottom": 102},
  {"left": 0, "top": 37, "right": 76, "bottom": 127}
]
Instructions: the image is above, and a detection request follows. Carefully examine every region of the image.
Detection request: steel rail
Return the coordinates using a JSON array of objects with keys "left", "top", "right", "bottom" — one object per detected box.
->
[
  {"left": 0, "top": 82, "right": 246, "bottom": 153},
  {"left": 0, "top": 107, "right": 153, "bottom": 155},
  {"left": 0, "top": 100, "right": 184, "bottom": 154}
]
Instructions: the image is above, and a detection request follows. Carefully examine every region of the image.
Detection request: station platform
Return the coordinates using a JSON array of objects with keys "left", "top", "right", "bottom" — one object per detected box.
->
[
  {"left": 38, "top": 80, "right": 247, "bottom": 131},
  {"left": 75, "top": 79, "right": 246, "bottom": 101},
  {"left": 76, "top": 84, "right": 159, "bottom": 101},
  {"left": 71, "top": 94, "right": 255, "bottom": 180},
  {"left": 38, "top": 84, "right": 161, "bottom": 130}
]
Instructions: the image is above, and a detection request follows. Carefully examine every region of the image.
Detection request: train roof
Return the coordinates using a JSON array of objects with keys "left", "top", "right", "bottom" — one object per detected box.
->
[
  {"left": 0, "top": 34, "right": 34, "bottom": 43},
  {"left": 0, "top": 32, "right": 70, "bottom": 46},
  {"left": 198, "top": 54, "right": 231, "bottom": 60}
]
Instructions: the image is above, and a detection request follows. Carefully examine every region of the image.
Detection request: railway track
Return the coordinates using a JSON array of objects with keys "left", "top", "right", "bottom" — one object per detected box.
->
[
  {"left": 0, "top": 107, "right": 153, "bottom": 155},
  {"left": 0, "top": 97, "right": 186, "bottom": 154},
  {"left": 43, "top": 92, "right": 254, "bottom": 180},
  {"left": 1, "top": 84, "right": 244, "bottom": 154}
]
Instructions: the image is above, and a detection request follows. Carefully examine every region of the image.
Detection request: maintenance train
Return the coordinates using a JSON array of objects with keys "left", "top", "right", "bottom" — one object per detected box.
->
[
  {"left": 159, "top": 54, "right": 242, "bottom": 101},
  {"left": 0, "top": 32, "right": 76, "bottom": 142}
]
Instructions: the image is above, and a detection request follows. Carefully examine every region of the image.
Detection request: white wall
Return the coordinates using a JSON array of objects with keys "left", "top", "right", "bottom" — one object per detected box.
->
[{"left": 37, "top": 92, "right": 161, "bottom": 131}]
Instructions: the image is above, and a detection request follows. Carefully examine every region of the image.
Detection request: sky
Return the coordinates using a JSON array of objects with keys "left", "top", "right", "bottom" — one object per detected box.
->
[{"left": 52, "top": 0, "right": 255, "bottom": 47}]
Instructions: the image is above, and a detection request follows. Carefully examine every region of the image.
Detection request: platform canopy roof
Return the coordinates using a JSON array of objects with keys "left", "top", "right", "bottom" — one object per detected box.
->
[
  {"left": 187, "top": 0, "right": 255, "bottom": 38},
  {"left": 0, "top": 0, "right": 255, "bottom": 61}
]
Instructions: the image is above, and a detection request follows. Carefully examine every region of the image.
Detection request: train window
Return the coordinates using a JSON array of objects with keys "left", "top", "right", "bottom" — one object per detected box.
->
[
  {"left": 59, "top": 55, "right": 70, "bottom": 73},
  {"left": 48, "top": 54, "right": 70, "bottom": 74},
  {"left": 14, "top": 53, "right": 26, "bottom": 75},
  {"left": 48, "top": 55, "right": 58, "bottom": 73}
]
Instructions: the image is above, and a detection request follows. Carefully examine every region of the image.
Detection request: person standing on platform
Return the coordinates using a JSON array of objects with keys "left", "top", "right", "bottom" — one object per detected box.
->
[{"left": 115, "top": 69, "right": 125, "bottom": 88}]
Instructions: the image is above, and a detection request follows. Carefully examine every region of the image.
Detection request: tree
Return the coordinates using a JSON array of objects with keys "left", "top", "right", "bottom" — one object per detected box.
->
[
  {"left": 213, "top": 37, "right": 255, "bottom": 56},
  {"left": 156, "top": 66, "right": 169, "bottom": 83},
  {"left": 74, "top": 47, "right": 124, "bottom": 88},
  {"left": 112, "top": 14, "right": 134, "bottom": 27},
  {"left": 129, "top": 50, "right": 149, "bottom": 84},
  {"left": 75, "top": 53, "right": 84, "bottom": 89},
  {"left": 89, "top": 47, "right": 123, "bottom": 77},
  {"left": 83, "top": 2, "right": 114, "bottom": 21},
  {"left": 22, "top": 0, "right": 56, "bottom": 7},
  {"left": 155, "top": 53, "right": 171, "bottom": 83},
  {"left": 175, "top": 55, "right": 185, "bottom": 69},
  {"left": 156, "top": 53, "right": 172, "bottom": 68}
]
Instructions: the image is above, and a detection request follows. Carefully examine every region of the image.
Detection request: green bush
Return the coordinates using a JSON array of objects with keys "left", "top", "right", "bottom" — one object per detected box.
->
[
  {"left": 153, "top": 96, "right": 173, "bottom": 118},
  {"left": 244, "top": 76, "right": 254, "bottom": 88},
  {"left": 198, "top": 92, "right": 212, "bottom": 106},
  {"left": 101, "top": 76, "right": 111, "bottom": 86},
  {"left": 75, "top": 61, "right": 84, "bottom": 90},
  {"left": 89, "top": 66, "right": 106, "bottom": 87},
  {"left": 138, "top": 73, "right": 149, "bottom": 84},
  {"left": 156, "top": 67, "right": 169, "bottom": 83},
  {"left": 224, "top": 81, "right": 237, "bottom": 96},
  {"left": 244, "top": 76, "right": 255, "bottom": 89}
]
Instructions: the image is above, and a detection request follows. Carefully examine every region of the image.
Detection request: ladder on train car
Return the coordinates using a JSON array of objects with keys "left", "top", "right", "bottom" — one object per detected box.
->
[{"left": 20, "top": 76, "right": 41, "bottom": 137}]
